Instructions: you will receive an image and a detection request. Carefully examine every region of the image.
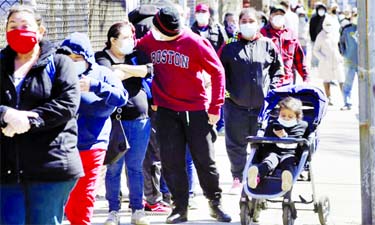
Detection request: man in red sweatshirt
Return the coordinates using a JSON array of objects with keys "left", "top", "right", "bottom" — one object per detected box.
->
[{"left": 137, "top": 6, "right": 231, "bottom": 224}]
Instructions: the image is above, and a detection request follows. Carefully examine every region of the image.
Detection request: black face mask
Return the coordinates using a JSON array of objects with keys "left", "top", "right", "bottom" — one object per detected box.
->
[{"left": 332, "top": 9, "right": 337, "bottom": 14}]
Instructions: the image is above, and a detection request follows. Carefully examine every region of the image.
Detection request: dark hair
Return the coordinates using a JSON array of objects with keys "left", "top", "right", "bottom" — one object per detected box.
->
[
  {"left": 6, "top": 5, "right": 42, "bottom": 28},
  {"left": 105, "top": 20, "right": 135, "bottom": 49},
  {"left": 239, "top": 8, "right": 257, "bottom": 21},
  {"left": 279, "top": 97, "right": 303, "bottom": 120}
]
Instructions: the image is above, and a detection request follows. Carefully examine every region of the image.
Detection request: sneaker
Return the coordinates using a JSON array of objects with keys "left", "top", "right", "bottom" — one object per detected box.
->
[
  {"left": 144, "top": 201, "right": 171, "bottom": 214},
  {"left": 104, "top": 211, "right": 120, "bottom": 225},
  {"left": 228, "top": 177, "right": 243, "bottom": 195},
  {"left": 131, "top": 209, "right": 150, "bottom": 225},
  {"left": 281, "top": 170, "right": 293, "bottom": 192},
  {"left": 188, "top": 194, "right": 198, "bottom": 210},
  {"left": 340, "top": 105, "right": 352, "bottom": 110},
  {"left": 247, "top": 166, "right": 260, "bottom": 189}
]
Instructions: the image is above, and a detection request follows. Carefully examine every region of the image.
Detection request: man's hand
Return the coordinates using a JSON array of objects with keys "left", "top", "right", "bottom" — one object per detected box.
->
[
  {"left": 79, "top": 75, "right": 91, "bottom": 92},
  {"left": 208, "top": 113, "right": 220, "bottom": 125}
]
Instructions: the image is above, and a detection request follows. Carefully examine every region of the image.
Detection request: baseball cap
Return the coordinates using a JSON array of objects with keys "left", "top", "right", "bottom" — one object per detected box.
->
[{"left": 195, "top": 3, "right": 209, "bottom": 12}]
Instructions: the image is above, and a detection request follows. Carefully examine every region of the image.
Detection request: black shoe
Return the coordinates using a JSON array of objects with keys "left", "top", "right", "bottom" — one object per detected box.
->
[
  {"left": 166, "top": 208, "right": 188, "bottom": 224},
  {"left": 208, "top": 200, "right": 232, "bottom": 222}
]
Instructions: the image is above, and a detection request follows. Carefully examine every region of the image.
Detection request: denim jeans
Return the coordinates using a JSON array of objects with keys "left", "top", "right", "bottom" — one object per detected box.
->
[
  {"left": 185, "top": 146, "right": 196, "bottom": 195},
  {"left": 342, "top": 61, "right": 358, "bottom": 106},
  {"left": 105, "top": 118, "right": 151, "bottom": 211},
  {"left": 0, "top": 179, "right": 77, "bottom": 225},
  {"left": 224, "top": 100, "right": 260, "bottom": 180}
]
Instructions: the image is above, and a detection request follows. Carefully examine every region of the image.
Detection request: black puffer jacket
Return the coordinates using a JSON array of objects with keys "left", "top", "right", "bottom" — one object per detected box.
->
[{"left": 0, "top": 40, "right": 84, "bottom": 184}]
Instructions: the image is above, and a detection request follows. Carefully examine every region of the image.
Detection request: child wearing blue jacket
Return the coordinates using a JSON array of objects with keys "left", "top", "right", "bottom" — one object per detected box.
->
[{"left": 58, "top": 32, "right": 128, "bottom": 225}]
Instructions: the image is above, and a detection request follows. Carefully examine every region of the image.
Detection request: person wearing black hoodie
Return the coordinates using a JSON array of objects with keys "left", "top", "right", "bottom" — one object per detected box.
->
[{"left": 309, "top": 2, "right": 327, "bottom": 68}]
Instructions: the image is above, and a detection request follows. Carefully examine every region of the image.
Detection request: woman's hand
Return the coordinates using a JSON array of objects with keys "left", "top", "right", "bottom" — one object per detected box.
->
[{"left": 2, "top": 108, "right": 39, "bottom": 136}]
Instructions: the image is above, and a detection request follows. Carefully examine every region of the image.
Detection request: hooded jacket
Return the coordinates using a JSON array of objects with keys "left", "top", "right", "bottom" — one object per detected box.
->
[
  {"left": 0, "top": 40, "right": 84, "bottom": 183},
  {"left": 309, "top": 5, "right": 327, "bottom": 42},
  {"left": 59, "top": 33, "right": 128, "bottom": 151}
]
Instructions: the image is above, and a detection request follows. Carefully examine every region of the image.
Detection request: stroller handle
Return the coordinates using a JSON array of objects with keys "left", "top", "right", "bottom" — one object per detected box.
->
[{"left": 246, "top": 136, "right": 309, "bottom": 147}]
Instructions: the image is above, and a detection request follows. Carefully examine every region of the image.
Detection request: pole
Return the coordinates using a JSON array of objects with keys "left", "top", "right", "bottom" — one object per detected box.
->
[{"left": 358, "top": 0, "right": 375, "bottom": 223}]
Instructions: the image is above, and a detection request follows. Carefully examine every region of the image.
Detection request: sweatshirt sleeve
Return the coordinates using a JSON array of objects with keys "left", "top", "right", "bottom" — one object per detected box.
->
[{"left": 199, "top": 38, "right": 225, "bottom": 115}]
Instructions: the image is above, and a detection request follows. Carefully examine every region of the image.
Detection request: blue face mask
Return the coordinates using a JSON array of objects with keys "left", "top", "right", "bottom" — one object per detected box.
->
[{"left": 74, "top": 61, "right": 87, "bottom": 76}]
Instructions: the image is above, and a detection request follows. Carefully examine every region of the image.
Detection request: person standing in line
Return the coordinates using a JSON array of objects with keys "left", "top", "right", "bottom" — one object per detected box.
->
[
  {"left": 309, "top": 2, "right": 327, "bottom": 68},
  {"left": 191, "top": 3, "right": 228, "bottom": 136},
  {"left": 280, "top": 0, "right": 299, "bottom": 37},
  {"left": 339, "top": 16, "right": 358, "bottom": 110},
  {"left": 0, "top": 5, "right": 84, "bottom": 225},
  {"left": 260, "top": 4, "right": 309, "bottom": 85},
  {"left": 95, "top": 21, "right": 156, "bottom": 225},
  {"left": 220, "top": 8, "right": 284, "bottom": 197},
  {"left": 223, "top": 12, "right": 238, "bottom": 38},
  {"left": 296, "top": 7, "right": 309, "bottom": 55},
  {"left": 59, "top": 32, "right": 128, "bottom": 225},
  {"left": 313, "top": 17, "right": 345, "bottom": 106},
  {"left": 137, "top": 6, "right": 232, "bottom": 224}
]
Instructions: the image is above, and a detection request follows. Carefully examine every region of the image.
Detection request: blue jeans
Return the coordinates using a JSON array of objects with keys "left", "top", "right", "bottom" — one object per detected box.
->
[
  {"left": 185, "top": 147, "right": 196, "bottom": 195},
  {"left": 0, "top": 179, "right": 77, "bottom": 225},
  {"left": 105, "top": 118, "right": 151, "bottom": 211},
  {"left": 342, "top": 61, "right": 358, "bottom": 106}
]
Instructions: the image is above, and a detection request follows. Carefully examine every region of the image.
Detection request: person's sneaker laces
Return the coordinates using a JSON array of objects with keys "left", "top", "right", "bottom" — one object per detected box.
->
[
  {"left": 131, "top": 209, "right": 150, "bottom": 225},
  {"left": 281, "top": 170, "right": 293, "bottom": 192},
  {"left": 247, "top": 166, "right": 260, "bottom": 189},
  {"left": 228, "top": 177, "right": 243, "bottom": 195},
  {"left": 144, "top": 201, "right": 171, "bottom": 215},
  {"left": 104, "top": 211, "right": 120, "bottom": 225}
]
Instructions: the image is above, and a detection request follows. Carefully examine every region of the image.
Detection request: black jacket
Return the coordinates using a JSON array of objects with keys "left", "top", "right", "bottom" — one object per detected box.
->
[
  {"left": 309, "top": 9, "right": 326, "bottom": 42},
  {"left": 0, "top": 40, "right": 84, "bottom": 183},
  {"left": 220, "top": 35, "right": 283, "bottom": 109},
  {"left": 191, "top": 21, "right": 227, "bottom": 52}
]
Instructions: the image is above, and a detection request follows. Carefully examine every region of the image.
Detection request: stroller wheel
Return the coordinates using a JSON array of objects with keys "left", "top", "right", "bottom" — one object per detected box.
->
[
  {"left": 317, "top": 196, "right": 330, "bottom": 225},
  {"left": 282, "top": 205, "right": 295, "bottom": 225},
  {"left": 240, "top": 198, "right": 259, "bottom": 224}
]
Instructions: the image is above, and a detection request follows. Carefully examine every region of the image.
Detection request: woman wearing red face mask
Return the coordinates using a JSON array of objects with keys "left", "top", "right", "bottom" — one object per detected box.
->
[{"left": 0, "top": 5, "right": 84, "bottom": 225}]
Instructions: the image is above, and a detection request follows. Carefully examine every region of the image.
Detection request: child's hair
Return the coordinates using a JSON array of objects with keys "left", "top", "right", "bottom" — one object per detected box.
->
[{"left": 279, "top": 97, "right": 303, "bottom": 120}]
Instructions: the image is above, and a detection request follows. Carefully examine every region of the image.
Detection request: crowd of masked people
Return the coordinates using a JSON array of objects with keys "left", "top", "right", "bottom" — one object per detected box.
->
[{"left": 0, "top": 0, "right": 358, "bottom": 224}]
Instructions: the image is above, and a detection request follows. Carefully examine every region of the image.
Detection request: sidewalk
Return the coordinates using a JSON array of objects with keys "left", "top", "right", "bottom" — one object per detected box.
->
[{"left": 80, "top": 77, "right": 361, "bottom": 225}]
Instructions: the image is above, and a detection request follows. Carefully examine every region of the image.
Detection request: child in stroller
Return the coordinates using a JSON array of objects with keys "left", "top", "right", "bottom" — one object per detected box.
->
[
  {"left": 240, "top": 85, "right": 330, "bottom": 225},
  {"left": 247, "top": 97, "right": 308, "bottom": 192}
]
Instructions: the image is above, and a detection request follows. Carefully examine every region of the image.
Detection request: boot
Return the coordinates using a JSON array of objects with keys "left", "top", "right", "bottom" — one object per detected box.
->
[
  {"left": 208, "top": 199, "right": 232, "bottom": 222},
  {"left": 166, "top": 207, "right": 188, "bottom": 224}
]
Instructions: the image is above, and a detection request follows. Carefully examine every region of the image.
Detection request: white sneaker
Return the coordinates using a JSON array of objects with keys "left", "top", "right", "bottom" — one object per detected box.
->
[
  {"left": 131, "top": 209, "right": 150, "bottom": 225},
  {"left": 104, "top": 211, "right": 120, "bottom": 225},
  {"left": 247, "top": 166, "right": 259, "bottom": 189},
  {"left": 281, "top": 170, "right": 293, "bottom": 192},
  {"left": 228, "top": 177, "right": 243, "bottom": 195}
]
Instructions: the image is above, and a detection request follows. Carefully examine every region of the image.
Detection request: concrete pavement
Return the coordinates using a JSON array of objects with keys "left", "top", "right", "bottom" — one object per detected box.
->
[{"left": 76, "top": 78, "right": 362, "bottom": 225}]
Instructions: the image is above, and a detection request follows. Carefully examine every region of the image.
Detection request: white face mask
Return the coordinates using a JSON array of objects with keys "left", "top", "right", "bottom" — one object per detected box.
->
[
  {"left": 271, "top": 15, "right": 286, "bottom": 28},
  {"left": 318, "top": 9, "right": 326, "bottom": 17},
  {"left": 195, "top": 12, "right": 210, "bottom": 25},
  {"left": 117, "top": 38, "right": 134, "bottom": 55},
  {"left": 240, "top": 23, "right": 258, "bottom": 39},
  {"left": 278, "top": 117, "right": 298, "bottom": 128},
  {"left": 74, "top": 61, "right": 87, "bottom": 76}
]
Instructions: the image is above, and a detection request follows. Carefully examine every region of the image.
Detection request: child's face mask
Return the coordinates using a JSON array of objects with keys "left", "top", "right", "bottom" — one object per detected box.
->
[{"left": 278, "top": 117, "right": 297, "bottom": 128}]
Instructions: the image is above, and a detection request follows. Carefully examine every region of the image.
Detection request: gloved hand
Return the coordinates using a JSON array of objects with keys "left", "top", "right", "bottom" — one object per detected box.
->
[
  {"left": 2, "top": 124, "right": 17, "bottom": 137},
  {"left": 3, "top": 108, "right": 39, "bottom": 134}
]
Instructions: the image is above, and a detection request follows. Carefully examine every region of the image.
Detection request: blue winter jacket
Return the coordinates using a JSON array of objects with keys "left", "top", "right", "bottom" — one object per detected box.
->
[
  {"left": 339, "top": 24, "right": 358, "bottom": 66},
  {"left": 77, "top": 63, "right": 128, "bottom": 151}
]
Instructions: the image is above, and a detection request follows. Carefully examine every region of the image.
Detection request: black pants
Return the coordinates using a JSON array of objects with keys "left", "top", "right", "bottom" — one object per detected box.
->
[{"left": 156, "top": 107, "right": 222, "bottom": 210}]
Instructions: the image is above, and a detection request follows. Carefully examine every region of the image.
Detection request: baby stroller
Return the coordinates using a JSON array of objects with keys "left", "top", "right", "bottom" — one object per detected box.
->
[{"left": 240, "top": 85, "right": 330, "bottom": 225}]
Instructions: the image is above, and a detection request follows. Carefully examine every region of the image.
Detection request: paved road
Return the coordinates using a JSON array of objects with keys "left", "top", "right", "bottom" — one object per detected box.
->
[{"left": 74, "top": 78, "right": 361, "bottom": 225}]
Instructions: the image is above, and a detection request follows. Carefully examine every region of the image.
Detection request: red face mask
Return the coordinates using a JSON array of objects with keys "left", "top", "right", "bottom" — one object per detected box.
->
[{"left": 6, "top": 29, "right": 38, "bottom": 54}]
